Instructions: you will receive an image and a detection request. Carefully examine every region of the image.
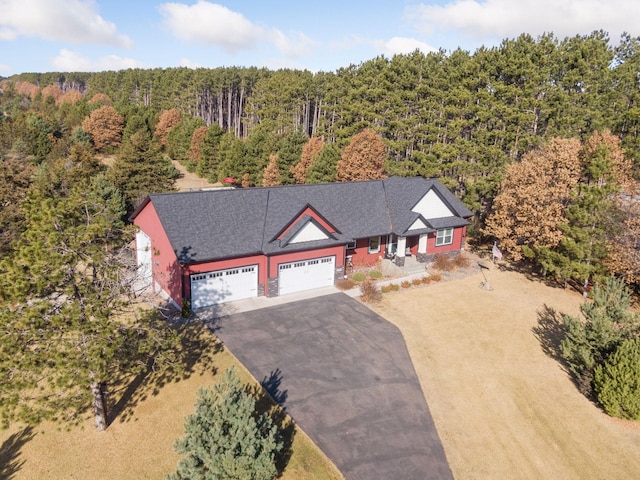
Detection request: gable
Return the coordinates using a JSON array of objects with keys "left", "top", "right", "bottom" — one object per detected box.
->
[
  {"left": 289, "top": 221, "right": 330, "bottom": 243},
  {"left": 411, "top": 189, "right": 454, "bottom": 219},
  {"left": 408, "top": 217, "right": 428, "bottom": 231},
  {"left": 274, "top": 204, "right": 338, "bottom": 242}
]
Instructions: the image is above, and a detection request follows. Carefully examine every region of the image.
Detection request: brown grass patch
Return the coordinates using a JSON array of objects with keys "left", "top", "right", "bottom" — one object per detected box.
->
[
  {"left": 336, "top": 278, "right": 356, "bottom": 290},
  {"left": 370, "top": 268, "right": 640, "bottom": 480}
]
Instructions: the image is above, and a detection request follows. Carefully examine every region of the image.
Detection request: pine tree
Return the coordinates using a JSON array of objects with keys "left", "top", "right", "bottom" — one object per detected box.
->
[
  {"left": 168, "top": 367, "right": 283, "bottom": 480},
  {"left": 336, "top": 128, "right": 386, "bottom": 182},
  {"left": 561, "top": 276, "right": 639, "bottom": 395},
  {"left": 594, "top": 338, "right": 640, "bottom": 420},
  {"left": 108, "top": 129, "right": 178, "bottom": 212},
  {"left": 0, "top": 174, "right": 180, "bottom": 430}
]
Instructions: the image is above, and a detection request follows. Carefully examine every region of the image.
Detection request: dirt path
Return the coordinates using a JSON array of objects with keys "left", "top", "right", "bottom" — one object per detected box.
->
[
  {"left": 370, "top": 266, "right": 640, "bottom": 479},
  {"left": 172, "top": 160, "right": 220, "bottom": 191}
]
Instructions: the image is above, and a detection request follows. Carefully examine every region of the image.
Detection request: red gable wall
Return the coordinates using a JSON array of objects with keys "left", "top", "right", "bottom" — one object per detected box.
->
[{"left": 134, "top": 202, "right": 183, "bottom": 306}]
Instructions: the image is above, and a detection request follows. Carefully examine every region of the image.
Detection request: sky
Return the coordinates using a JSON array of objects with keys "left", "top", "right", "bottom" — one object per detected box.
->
[{"left": 0, "top": 0, "right": 638, "bottom": 76}]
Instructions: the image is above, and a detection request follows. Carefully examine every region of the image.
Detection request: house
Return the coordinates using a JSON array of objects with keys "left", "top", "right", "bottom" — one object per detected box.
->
[{"left": 131, "top": 176, "right": 473, "bottom": 309}]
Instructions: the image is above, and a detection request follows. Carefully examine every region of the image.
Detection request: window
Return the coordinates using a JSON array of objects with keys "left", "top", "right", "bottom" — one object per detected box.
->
[
  {"left": 435, "top": 228, "right": 453, "bottom": 246},
  {"left": 346, "top": 239, "right": 357, "bottom": 250},
  {"left": 368, "top": 236, "right": 381, "bottom": 254}
]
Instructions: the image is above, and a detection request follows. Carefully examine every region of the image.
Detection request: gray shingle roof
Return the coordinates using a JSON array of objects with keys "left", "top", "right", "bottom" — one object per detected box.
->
[{"left": 136, "top": 176, "right": 473, "bottom": 264}]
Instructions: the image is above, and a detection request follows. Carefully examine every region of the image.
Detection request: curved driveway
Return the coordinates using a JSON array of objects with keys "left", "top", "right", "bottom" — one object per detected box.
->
[{"left": 208, "top": 292, "right": 452, "bottom": 480}]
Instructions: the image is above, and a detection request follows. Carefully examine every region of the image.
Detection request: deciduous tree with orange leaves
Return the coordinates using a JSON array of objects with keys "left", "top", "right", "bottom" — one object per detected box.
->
[
  {"left": 291, "top": 136, "right": 324, "bottom": 183},
  {"left": 336, "top": 129, "right": 387, "bottom": 182},
  {"left": 82, "top": 105, "right": 124, "bottom": 151},
  {"left": 155, "top": 109, "right": 182, "bottom": 147},
  {"left": 484, "top": 137, "right": 582, "bottom": 261},
  {"left": 262, "top": 154, "right": 281, "bottom": 186}
]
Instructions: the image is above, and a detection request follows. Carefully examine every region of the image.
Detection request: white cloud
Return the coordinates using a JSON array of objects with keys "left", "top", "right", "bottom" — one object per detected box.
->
[
  {"left": 376, "top": 37, "right": 438, "bottom": 56},
  {"left": 159, "top": 1, "right": 314, "bottom": 57},
  {"left": 0, "top": 63, "right": 11, "bottom": 72},
  {"left": 51, "top": 49, "right": 144, "bottom": 71},
  {"left": 0, "top": 0, "right": 132, "bottom": 47},
  {"left": 408, "top": 0, "right": 638, "bottom": 45},
  {"left": 178, "top": 58, "right": 203, "bottom": 69}
]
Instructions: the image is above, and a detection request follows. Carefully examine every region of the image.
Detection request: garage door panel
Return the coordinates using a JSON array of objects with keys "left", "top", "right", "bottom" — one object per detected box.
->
[
  {"left": 279, "top": 256, "right": 335, "bottom": 296},
  {"left": 191, "top": 265, "right": 258, "bottom": 308}
]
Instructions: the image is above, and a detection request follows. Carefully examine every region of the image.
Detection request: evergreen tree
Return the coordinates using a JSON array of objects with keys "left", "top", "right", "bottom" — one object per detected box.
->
[
  {"left": 561, "top": 276, "right": 639, "bottom": 395},
  {"left": 0, "top": 174, "right": 180, "bottom": 430},
  {"left": 108, "top": 129, "right": 178, "bottom": 213},
  {"left": 594, "top": 338, "right": 640, "bottom": 420},
  {"left": 306, "top": 143, "right": 340, "bottom": 184},
  {"left": 168, "top": 367, "right": 283, "bottom": 480}
]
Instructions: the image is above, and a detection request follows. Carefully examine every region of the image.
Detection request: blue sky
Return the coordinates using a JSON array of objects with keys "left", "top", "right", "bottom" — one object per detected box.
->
[{"left": 0, "top": 0, "right": 638, "bottom": 75}]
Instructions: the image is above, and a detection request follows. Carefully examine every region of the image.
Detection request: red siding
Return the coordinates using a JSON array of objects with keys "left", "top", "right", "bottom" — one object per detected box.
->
[
  {"left": 134, "top": 202, "right": 182, "bottom": 305},
  {"left": 427, "top": 226, "right": 466, "bottom": 254},
  {"left": 268, "top": 246, "right": 345, "bottom": 278},
  {"left": 183, "top": 255, "right": 268, "bottom": 299},
  {"left": 348, "top": 237, "right": 388, "bottom": 267}
]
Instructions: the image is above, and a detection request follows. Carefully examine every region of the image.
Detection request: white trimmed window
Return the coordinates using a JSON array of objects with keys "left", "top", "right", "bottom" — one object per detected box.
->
[
  {"left": 435, "top": 228, "right": 453, "bottom": 246},
  {"left": 368, "top": 236, "right": 381, "bottom": 253},
  {"left": 346, "top": 239, "right": 357, "bottom": 250}
]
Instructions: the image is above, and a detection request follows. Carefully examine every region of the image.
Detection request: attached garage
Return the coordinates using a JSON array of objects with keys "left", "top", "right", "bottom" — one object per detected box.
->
[
  {"left": 278, "top": 256, "right": 335, "bottom": 296},
  {"left": 191, "top": 265, "right": 258, "bottom": 308}
]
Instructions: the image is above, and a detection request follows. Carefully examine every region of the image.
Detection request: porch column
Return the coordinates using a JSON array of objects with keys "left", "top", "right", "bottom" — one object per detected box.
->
[
  {"left": 417, "top": 234, "right": 428, "bottom": 263},
  {"left": 395, "top": 236, "right": 406, "bottom": 267}
]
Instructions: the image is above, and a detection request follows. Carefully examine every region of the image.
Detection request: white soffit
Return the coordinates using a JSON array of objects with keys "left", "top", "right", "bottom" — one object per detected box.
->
[{"left": 412, "top": 189, "right": 454, "bottom": 219}]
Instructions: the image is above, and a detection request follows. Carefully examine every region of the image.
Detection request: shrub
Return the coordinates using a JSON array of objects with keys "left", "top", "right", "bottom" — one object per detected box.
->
[
  {"left": 359, "top": 278, "right": 382, "bottom": 303},
  {"left": 368, "top": 270, "right": 382, "bottom": 279},
  {"left": 401, "top": 280, "right": 411, "bottom": 289},
  {"left": 336, "top": 278, "right": 355, "bottom": 290},
  {"left": 452, "top": 253, "right": 470, "bottom": 268},
  {"left": 421, "top": 276, "right": 431, "bottom": 284},
  {"left": 351, "top": 272, "right": 366, "bottom": 282},
  {"left": 380, "top": 284, "right": 393, "bottom": 293},
  {"left": 412, "top": 278, "right": 422, "bottom": 286},
  {"left": 432, "top": 253, "right": 454, "bottom": 271},
  {"left": 430, "top": 273, "right": 442, "bottom": 282},
  {"left": 594, "top": 338, "right": 640, "bottom": 420}
]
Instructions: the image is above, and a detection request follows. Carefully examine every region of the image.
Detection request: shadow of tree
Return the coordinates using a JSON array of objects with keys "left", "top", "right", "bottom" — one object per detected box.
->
[
  {"left": 532, "top": 304, "right": 568, "bottom": 364},
  {"left": 107, "top": 309, "right": 222, "bottom": 426},
  {"left": 0, "top": 426, "right": 35, "bottom": 480},
  {"left": 251, "top": 371, "right": 295, "bottom": 477},
  {"left": 260, "top": 368, "right": 288, "bottom": 406}
]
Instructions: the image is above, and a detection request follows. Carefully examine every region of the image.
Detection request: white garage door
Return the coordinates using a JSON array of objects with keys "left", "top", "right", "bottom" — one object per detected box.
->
[
  {"left": 191, "top": 265, "right": 258, "bottom": 308},
  {"left": 278, "top": 256, "right": 335, "bottom": 296}
]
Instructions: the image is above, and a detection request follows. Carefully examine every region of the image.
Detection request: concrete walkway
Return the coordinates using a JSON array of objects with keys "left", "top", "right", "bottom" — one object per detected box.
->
[{"left": 201, "top": 294, "right": 453, "bottom": 480}]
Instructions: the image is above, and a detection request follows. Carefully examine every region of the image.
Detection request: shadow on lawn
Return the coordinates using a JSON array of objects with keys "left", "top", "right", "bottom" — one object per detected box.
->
[
  {"left": 252, "top": 368, "right": 294, "bottom": 475},
  {"left": 108, "top": 311, "right": 223, "bottom": 426},
  {"left": 532, "top": 304, "right": 568, "bottom": 364},
  {"left": 0, "top": 426, "right": 35, "bottom": 480}
]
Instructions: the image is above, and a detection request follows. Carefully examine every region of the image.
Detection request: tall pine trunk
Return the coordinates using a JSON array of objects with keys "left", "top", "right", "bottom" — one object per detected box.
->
[{"left": 91, "top": 381, "right": 108, "bottom": 431}]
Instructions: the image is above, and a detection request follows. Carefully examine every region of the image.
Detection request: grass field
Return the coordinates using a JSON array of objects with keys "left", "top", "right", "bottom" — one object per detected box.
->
[{"left": 371, "top": 265, "right": 640, "bottom": 480}]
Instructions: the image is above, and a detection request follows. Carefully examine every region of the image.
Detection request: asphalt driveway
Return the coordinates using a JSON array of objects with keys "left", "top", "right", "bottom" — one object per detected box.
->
[{"left": 207, "top": 292, "right": 452, "bottom": 480}]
